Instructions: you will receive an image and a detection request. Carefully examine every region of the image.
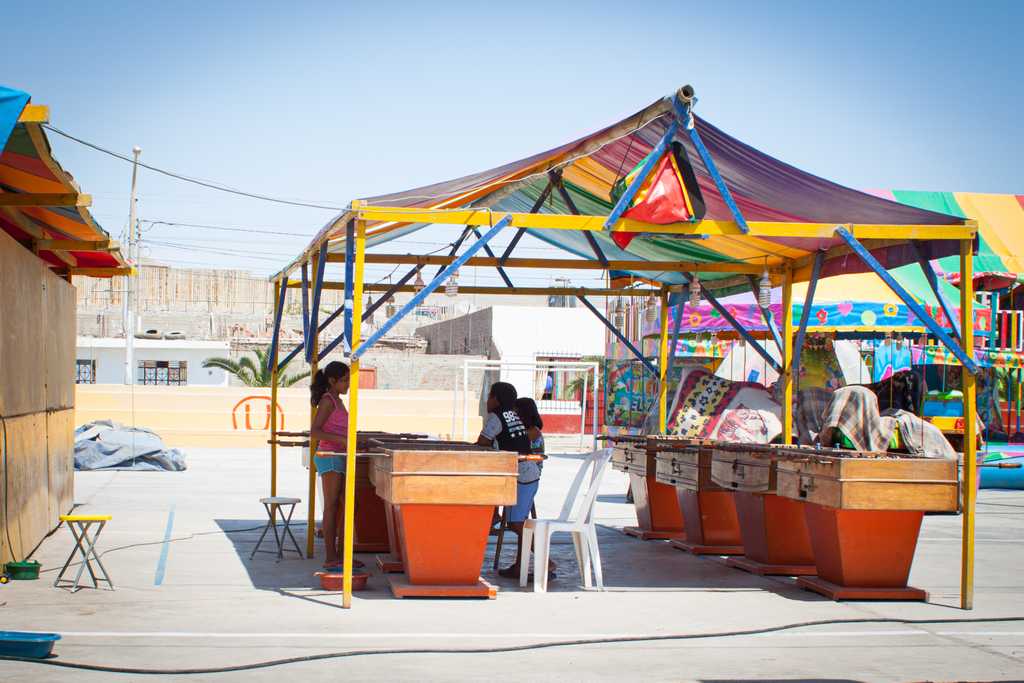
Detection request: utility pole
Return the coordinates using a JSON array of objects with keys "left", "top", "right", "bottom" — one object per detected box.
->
[{"left": 123, "top": 146, "right": 141, "bottom": 384}]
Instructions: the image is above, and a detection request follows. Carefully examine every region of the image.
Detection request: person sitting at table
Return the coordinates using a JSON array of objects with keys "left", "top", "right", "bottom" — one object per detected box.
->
[
  {"left": 309, "top": 360, "right": 363, "bottom": 571},
  {"left": 475, "top": 384, "right": 554, "bottom": 580}
]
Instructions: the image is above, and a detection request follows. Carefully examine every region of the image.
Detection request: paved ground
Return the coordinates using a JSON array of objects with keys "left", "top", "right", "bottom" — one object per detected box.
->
[{"left": 2, "top": 447, "right": 1023, "bottom": 682}]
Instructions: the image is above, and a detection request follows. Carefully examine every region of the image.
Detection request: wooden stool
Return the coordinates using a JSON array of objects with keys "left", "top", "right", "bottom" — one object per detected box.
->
[
  {"left": 251, "top": 497, "right": 303, "bottom": 560},
  {"left": 54, "top": 515, "right": 113, "bottom": 591},
  {"left": 492, "top": 502, "right": 537, "bottom": 571}
]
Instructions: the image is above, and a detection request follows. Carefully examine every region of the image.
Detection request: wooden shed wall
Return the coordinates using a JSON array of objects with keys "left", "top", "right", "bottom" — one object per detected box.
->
[{"left": 0, "top": 229, "right": 76, "bottom": 564}]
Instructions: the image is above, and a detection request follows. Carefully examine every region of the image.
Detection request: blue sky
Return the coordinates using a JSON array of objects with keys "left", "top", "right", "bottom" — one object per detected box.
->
[{"left": 3, "top": 1, "right": 1022, "bottom": 280}]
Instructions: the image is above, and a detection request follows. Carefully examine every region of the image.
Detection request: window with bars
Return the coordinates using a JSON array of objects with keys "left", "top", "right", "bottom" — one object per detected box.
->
[
  {"left": 76, "top": 359, "right": 96, "bottom": 384},
  {"left": 137, "top": 360, "right": 188, "bottom": 386}
]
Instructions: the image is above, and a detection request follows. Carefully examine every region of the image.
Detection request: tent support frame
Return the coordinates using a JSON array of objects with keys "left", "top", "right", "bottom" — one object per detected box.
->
[
  {"left": 836, "top": 227, "right": 978, "bottom": 373},
  {"left": 576, "top": 294, "right": 657, "bottom": 376},
  {"left": 911, "top": 240, "right": 962, "bottom": 344}
]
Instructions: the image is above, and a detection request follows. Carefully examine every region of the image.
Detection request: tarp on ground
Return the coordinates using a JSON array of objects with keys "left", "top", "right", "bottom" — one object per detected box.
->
[
  {"left": 281, "top": 89, "right": 966, "bottom": 291},
  {"left": 74, "top": 420, "right": 187, "bottom": 471}
]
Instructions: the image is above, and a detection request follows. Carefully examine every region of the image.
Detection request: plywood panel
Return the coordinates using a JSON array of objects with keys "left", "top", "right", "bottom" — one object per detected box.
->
[
  {"left": 0, "top": 230, "right": 45, "bottom": 416},
  {"left": 47, "top": 409, "right": 74, "bottom": 522},
  {"left": 0, "top": 413, "right": 48, "bottom": 563},
  {"left": 45, "top": 276, "right": 76, "bottom": 411}
]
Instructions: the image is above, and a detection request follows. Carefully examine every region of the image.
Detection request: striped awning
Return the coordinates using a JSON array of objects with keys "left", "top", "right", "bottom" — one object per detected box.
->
[
  {"left": 0, "top": 85, "right": 125, "bottom": 275},
  {"left": 285, "top": 89, "right": 968, "bottom": 290}
]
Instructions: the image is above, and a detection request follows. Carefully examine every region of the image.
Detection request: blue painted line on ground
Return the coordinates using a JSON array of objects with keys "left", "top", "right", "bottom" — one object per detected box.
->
[{"left": 154, "top": 504, "right": 176, "bottom": 586}]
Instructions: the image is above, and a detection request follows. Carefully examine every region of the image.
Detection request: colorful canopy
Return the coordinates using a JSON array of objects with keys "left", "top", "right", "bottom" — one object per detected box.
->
[
  {"left": 0, "top": 85, "right": 124, "bottom": 273},
  {"left": 287, "top": 89, "right": 967, "bottom": 289},
  {"left": 868, "top": 190, "right": 1024, "bottom": 290}
]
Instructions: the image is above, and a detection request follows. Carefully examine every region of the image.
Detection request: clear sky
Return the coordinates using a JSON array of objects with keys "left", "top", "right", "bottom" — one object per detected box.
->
[{"left": 3, "top": 0, "right": 1022, "bottom": 281}]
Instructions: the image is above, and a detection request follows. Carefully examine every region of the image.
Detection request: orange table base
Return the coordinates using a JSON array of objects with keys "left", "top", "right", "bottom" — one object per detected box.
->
[
  {"left": 799, "top": 503, "right": 927, "bottom": 601},
  {"left": 728, "top": 492, "right": 815, "bottom": 576},
  {"left": 388, "top": 574, "right": 497, "bottom": 599},
  {"left": 671, "top": 490, "right": 743, "bottom": 555},
  {"left": 391, "top": 502, "right": 495, "bottom": 598},
  {"left": 376, "top": 502, "right": 404, "bottom": 573},
  {"left": 627, "top": 473, "right": 685, "bottom": 541},
  {"left": 335, "top": 481, "right": 391, "bottom": 554}
]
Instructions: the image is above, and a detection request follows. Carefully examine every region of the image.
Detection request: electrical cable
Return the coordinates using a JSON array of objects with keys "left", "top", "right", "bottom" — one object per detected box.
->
[
  {"left": 43, "top": 125, "right": 346, "bottom": 211},
  {"left": 0, "top": 616, "right": 1021, "bottom": 674},
  {"left": 0, "top": 413, "right": 16, "bottom": 563}
]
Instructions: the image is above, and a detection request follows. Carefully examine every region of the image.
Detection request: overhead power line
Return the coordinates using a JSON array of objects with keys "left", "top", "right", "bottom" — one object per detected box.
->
[{"left": 44, "top": 124, "right": 348, "bottom": 211}]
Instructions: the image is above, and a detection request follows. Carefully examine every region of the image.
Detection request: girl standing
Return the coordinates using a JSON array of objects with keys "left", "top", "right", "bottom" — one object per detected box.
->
[{"left": 309, "top": 361, "right": 362, "bottom": 570}]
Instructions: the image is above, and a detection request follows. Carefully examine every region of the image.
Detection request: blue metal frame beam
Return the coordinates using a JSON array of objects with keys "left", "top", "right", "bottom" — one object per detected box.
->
[
  {"left": 351, "top": 215, "right": 513, "bottom": 361},
  {"left": 671, "top": 92, "right": 749, "bottom": 234},
  {"left": 471, "top": 227, "right": 515, "bottom": 288},
  {"left": 500, "top": 179, "right": 554, "bottom": 265},
  {"left": 342, "top": 219, "right": 356, "bottom": 352},
  {"left": 314, "top": 264, "right": 426, "bottom": 364},
  {"left": 306, "top": 241, "right": 328, "bottom": 362},
  {"left": 749, "top": 275, "right": 784, "bottom": 355},
  {"left": 791, "top": 250, "right": 824, "bottom": 395},
  {"left": 685, "top": 272, "right": 781, "bottom": 373},
  {"left": 300, "top": 263, "right": 310, "bottom": 354},
  {"left": 266, "top": 277, "right": 289, "bottom": 374},
  {"left": 603, "top": 118, "right": 679, "bottom": 231},
  {"left": 835, "top": 227, "right": 979, "bottom": 373},
  {"left": 577, "top": 294, "right": 657, "bottom": 376},
  {"left": 552, "top": 171, "right": 609, "bottom": 268},
  {"left": 910, "top": 240, "right": 962, "bottom": 344},
  {"left": 434, "top": 226, "right": 473, "bottom": 280}
]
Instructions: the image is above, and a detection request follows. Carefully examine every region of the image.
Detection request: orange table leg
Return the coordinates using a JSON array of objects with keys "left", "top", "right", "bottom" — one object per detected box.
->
[
  {"left": 671, "top": 490, "right": 743, "bottom": 555},
  {"left": 624, "top": 473, "right": 686, "bottom": 541},
  {"left": 336, "top": 481, "right": 391, "bottom": 554},
  {"left": 727, "top": 492, "right": 815, "bottom": 576},
  {"left": 797, "top": 503, "right": 927, "bottom": 601},
  {"left": 375, "top": 501, "right": 404, "bottom": 574},
  {"left": 387, "top": 503, "right": 497, "bottom": 598}
]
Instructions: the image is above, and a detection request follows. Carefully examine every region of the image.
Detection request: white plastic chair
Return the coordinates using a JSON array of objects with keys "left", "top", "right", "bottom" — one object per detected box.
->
[{"left": 520, "top": 448, "right": 613, "bottom": 592}]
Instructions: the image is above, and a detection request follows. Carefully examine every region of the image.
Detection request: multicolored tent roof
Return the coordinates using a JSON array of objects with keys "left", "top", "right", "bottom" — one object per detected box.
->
[
  {"left": 868, "top": 190, "right": 1024, "bottom": 291},
  {"left": 285, "top": 90, "right": 968, "bottom": 289},
  {"left": 0, "top": 85, "right": 125, "bottom": 274}
]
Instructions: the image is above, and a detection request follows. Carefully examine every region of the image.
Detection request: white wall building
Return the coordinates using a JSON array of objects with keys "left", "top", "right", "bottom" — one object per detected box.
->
[{"left": 75, "top": 337, "right": 231, "bottom": 386}]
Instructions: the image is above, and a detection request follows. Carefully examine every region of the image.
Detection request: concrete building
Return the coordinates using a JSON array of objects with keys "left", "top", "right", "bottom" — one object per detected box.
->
[
  {"left": 417, "top": 306, "right": 606, "bottom": 432},
  {"left": 75, "top": 337, "right": 232, "bottom": 386}
]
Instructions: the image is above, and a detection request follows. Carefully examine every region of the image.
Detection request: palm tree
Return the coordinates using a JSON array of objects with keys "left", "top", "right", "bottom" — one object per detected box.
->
[
  {"left": 565, "top": 355, "right": 606, "bottom": 406},
  {"left": 203, "top": 345, "right": 310, "bottom": 388}
]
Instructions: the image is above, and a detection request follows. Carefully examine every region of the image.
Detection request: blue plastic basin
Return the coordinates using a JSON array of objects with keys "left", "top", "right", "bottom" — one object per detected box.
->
[{"left": 0, "top": 631, "right": 61, "bottom": 659}]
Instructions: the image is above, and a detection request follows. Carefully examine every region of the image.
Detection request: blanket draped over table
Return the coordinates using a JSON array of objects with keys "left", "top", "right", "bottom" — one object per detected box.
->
[{"left": 657, "top": 366, "right": 782, "bottom": 444}]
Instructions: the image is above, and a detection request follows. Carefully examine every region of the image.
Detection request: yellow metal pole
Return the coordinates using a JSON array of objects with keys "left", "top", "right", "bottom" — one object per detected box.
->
[
  {"left": 305, "top": 252, "right": 320, "bottom": 558},
  {"left": 960, "top": 237, "right": 977, "bottom": 610},
  {"left": 781, "top": 268, "right": 795, "bottom": 444},
  {"left": 342, "top": 214, "right": 367, "bottom": 609},
  {"left": 270, "top": 281, "right": 281, "bottom": 497},
  {"left": 658, "top": 287, "right": 670, "bottom": 434}
]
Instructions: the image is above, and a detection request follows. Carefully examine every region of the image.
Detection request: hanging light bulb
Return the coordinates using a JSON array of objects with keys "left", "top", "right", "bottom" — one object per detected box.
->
[
  {"left": 385, "top": 298, "right": 397, "bottom": 318},
  {"left": 613, "top": 297, "right": 625, "bottom": 328},
  {"left": 689, "top": 275, "right": 701, "bottom": 307},
  {"left": 645, "top": 291, "right": 658, "bottom": 324},
  {"left": 445, "top": 269, "right": 459, "bottom": 297},
  {"left": 758, "top": 267, "right": 771, "bottom": 309},
  {"left": 413, "top": 270, "right": 425, "bottom": 293},
  {"left": 364, "top": 295, "right": 375, "bottom": 325}
]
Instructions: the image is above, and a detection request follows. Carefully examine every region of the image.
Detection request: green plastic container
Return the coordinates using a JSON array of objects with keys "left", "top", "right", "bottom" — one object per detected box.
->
[{"left": 4, "top": 560, "right": 41, "bottom": 580}]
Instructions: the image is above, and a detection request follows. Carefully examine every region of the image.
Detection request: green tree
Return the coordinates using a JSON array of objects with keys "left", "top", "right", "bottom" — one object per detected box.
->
[
  {"left": 202, "top": 345, "right": 309, "bottom": 388},
  {"left": 565, "top": 356, "right": 606, "bottom": 405}
]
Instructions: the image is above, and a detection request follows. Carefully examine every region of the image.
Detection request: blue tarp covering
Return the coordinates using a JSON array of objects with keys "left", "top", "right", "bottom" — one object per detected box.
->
[{"left": 0, "top": 85, "right": 30, "bottom": 151}]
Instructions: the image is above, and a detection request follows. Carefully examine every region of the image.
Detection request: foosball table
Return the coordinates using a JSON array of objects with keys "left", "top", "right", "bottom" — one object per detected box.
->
[
  {"left": 651, "top": 436, "right": 744, "bottom": 555},
  {"left": 605, "top": 434, "right": 685, "bottom": 541},
  {"left": 368, "top": 438, "right": 518, "bottom": 599}
]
